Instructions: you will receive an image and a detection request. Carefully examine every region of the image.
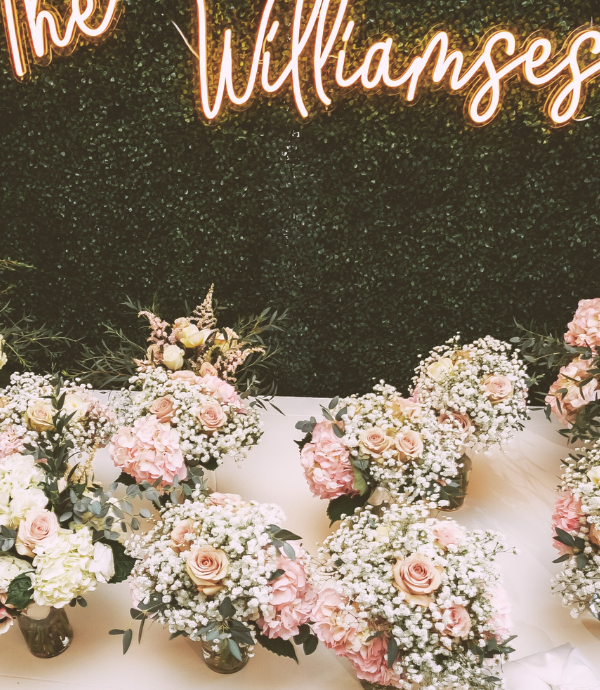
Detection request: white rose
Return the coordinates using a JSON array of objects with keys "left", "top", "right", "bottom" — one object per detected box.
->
[
  {"left": 8, "top": 488, "right": 48, "bottom": 528},
  {"left": 588, "top": 466, "right": 600, "bottom": 486},
  {"left": 63, "top": 393, "right": 89, "bottom": 422},
  {"left": 162, "top": 345, "right": 184, "bottom": 371},
  {"left": 0, "top": 555, "right": 33, "bottom": 591},
  {"left": 427, "top": 357, "right": 454, "bottom": 382},
  {"left": 178, "top": 325, "right": 206, "bottom": 349},
  {"left": 89, "top": 542, "right": 115, "bottom": 584}
]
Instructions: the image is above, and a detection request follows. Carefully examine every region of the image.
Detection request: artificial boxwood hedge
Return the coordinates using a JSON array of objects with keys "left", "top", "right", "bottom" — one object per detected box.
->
[{"left": 1, "top": 0, "right": 600, "bottom": 396}]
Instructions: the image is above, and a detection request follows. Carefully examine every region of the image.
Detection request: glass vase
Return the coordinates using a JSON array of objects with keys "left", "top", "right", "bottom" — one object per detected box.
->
[
  {"left": 201, "top": 637, "right": 249, "bottom": 674},
  {"left": 442, "top": 453, "right": 473, "bottom": 512},
  {"left": 18, "top": 606, "right": 73, "bottom": 658},
  {"left": 588, "top": 594, "right": 600, "bottom": 620}
]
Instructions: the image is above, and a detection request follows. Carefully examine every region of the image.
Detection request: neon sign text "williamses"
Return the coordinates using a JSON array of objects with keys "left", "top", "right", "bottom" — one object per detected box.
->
[
  {"left": 193, "top": 0, "right": 600, "bottom": 125},
  {"left": 2, "top": 0, "right": 120, "bottom": 80}
]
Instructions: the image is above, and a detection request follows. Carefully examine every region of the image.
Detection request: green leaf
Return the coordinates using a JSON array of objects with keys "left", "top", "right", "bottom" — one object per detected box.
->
[
  {"left": 6, "top": 573, "right": 34, "bottom": 610},
  {"left": 218, "top": 597, "right": 235, "bottom": 619},
  {"left": 282, "top": 541, "right": 296, "bottom": 560},
  {"left": 552, "top": 554, "right": 570, "bottom": 563},
  {"left": 387, "top": 637, "right": 398, "bottom": 668},
  {"left": 107, "top": 541, "right": 136, "bottom": 584},
  {"left": 268, "top": 569, "right": 285, "bottom": 582},
  {"left": 554, "top": 528, "right": 575, "bottom": 548},
  {"left": 576, "top": 553, "right": 589, "bottom": 569},
  {"left": 328, "top": 396, "right": 339, "bottom": 409},
  {"left": 109, "top": 629, "right": 124, "bottom": 635},
  {"left": 139, "top": 509, "right": 151, "bottom": 519},
  {"left": 293, "top": 624, "right": 310, "bottom": 645},
  {"left": 253, "top": 624, "right": 298, "bottom": 663},
  {"left": 351, "top": 464, "right": 369, "bottom": 495},
  {"left": 123, "top": 628, "right": 133, "bottom": 654},
  {"left": 327, "top": 492, "right": 370, "bottom": 525},
  {"left": 271, "top": 528, "right": 302, "bottom": 541},
  {"left": 303, "top": 634, "right": 318, "bottom": 656},
  {"left": 228, "top": 638, "right": 243, "bottom": 661},
  {"left": 332, "top": 424, "right": 344, "bottom": 438}
]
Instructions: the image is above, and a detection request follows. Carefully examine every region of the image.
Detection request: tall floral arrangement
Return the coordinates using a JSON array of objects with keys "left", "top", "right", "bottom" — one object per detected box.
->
[
  {"left": 296, "top": 384, "right": 463, "bottom": 522},
  {"left": 412, "top": 335, "right": 529, "bottom": 451},
  {"left": 514, "top": 299, "right": 600, "bottom": 443},
  {"left": 74, "top": 287, "right": 286, "bottom": 402},
  {"left": 551, "top": 440, "right": 600, "bottom": 616},
  {"left": 0, "top": 385, "right": 142, "bottom": 635},
  {"left": 115, "top": 491, "right": 319, "bottom": 662},
  {"left": 310, "top": 504, "right": 515, "bottom": 690}
]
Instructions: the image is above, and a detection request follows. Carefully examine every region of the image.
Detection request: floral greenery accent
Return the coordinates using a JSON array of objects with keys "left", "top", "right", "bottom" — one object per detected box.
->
[
  {"left": 71, "top": 290, "right": 286, "bottom": 401},
  {"left": 0, "top": 260, "right": 72, "bottom": 384},
  {"left": 3, "top": 1, "right": 600, "bottom": 397}
]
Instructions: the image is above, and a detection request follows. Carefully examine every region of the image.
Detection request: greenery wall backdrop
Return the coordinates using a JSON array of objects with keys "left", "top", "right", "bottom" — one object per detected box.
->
[{"left": 1, "top": 0, "right": 600, "bottom": 395}]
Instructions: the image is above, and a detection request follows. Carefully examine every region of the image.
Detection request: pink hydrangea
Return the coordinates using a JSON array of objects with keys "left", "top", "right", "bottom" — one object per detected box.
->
[
  {"left": 551, "top": 491, "right": 583, "bottom": 554},
  {"left": 0, "top": 427, "right": 24, "bottom": 461},
  {"left": 0, "top": 593, "right": 14, "bottom": 635},
  {"left": 109, "top": 415, "right": 187, "bottom": 486},
  {"left": 565, "top": 298, "right": 600, "bottom": 349},
  {"left": 311, "top": 588, "right": 363, "bottom": 655},
  {"left": 200, "top": 374, "right": 243, "bottom": 408},
  {"left": 545, "top": 357, "right": 600, "bottom": 426},
  {"left": 346, "top": 634, "right": 402, "bottom": 688},
  {"left": 300, "top": 421, "right": 356, "bottom": 500},
  {"left": 257, "top": 544, "right": 315, "bottom": 640},
  {"left": 485, "top": 587, "right": 513, "bottom": 642}
]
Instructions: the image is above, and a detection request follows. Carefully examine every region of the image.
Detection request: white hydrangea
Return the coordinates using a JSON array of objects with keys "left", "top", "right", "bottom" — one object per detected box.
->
[
  {"left": 112, "top": 368, "right": 262, "bottom": 470},
  {"left": 413, "top": 335, "right": 529, "bottom": 451},
  {"left": 0, "top": 555, "right": 33, "bottom": 592},
  {"left": 0, "top": 454, "right": 47, "bottom": 528}
]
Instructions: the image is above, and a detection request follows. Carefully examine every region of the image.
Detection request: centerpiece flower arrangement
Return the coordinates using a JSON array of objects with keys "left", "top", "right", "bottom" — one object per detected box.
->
[
  {"left": 551, "top": 439, "right": 600, "bottom": 618},
  {"left": 514, "top": 299, "right": 600, "bottom": 443},
  {"left": 114, "top": 491, "right": 319, "bottom": 673},
  {"left": 0, "top": 383, "right": 142, "bottom": 658},
  {"left": 296, "top": 383, "right": 464, "bottom": 522},
  {"left": 310, "top": 504, "right": 515, "bottom": 690},
  {"left": 0, "top": 372, "right": 115, "bottom": 463}
]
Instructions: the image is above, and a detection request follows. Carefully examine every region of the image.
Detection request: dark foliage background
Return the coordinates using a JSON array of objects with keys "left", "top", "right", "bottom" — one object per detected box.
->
[{"left": 2, "top": 0, "right": 600, "bottom": 395}]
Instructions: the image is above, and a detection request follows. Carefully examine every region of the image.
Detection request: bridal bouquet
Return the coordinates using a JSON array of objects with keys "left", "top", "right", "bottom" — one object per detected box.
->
[
  {"left": 551, "top": 440, "right": 600, "bottom": 616},
  {"left": 0, "top": 372, "right": 115, "bottom": 461},
  {"left": 514, "top": 299, "right": 600, "bottom": 443},
  {"left": 413, "top": 335, "right": 529, "bottom": 450},
  {"left": 0, "top": 386, "right": 138, "bottom": 646},
  {"left": 311, "top": 504, "right": 515, "bottom": 690},
  {"left": 110, "top": 367, "right": 262, "bottom": 486},
  {"left": 296, "top": 383, "right": 463, "bottom": 521},
  {"left": 117, "top": 492, "right": 319, "bottom": 669}
]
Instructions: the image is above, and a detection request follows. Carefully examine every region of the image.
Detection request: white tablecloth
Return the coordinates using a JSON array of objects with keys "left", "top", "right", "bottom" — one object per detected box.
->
[{"left": 2, "top": 398, "right": 600, "bottom": 689}]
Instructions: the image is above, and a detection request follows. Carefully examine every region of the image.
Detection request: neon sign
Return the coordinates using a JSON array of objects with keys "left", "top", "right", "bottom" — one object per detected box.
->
[
  {"left": 1, "top": 0, "right": 120, "bottom": 80},
  {"left": 191, "top": 0, "right": 600, "bottom": 126}
]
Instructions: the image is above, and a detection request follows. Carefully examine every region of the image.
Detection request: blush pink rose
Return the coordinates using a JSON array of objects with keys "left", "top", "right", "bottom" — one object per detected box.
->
[
  {"left": 440, "top": 604, "right": 472, "bottom": 637},
  {"left": 388, "top": 395, "right": 422, "bottom": 420},
  {"left": 565, "top": 298, "right": 600, "bottom": 349},
  {"left": 483, "top": 375, "right": 514, "bottom": 402},
  {"left": 109, "top": 415, "right": 187, "bottom": 486},
  {"left": 311, "top": 588, "right": 363, "bottom": 655},
  {"left": 392, "top": 554, "right": 443, "bottom": 606},
  {"left": 200, "top": 374, "right": 243, "bottom": 408},
  {"left": 545, "top": 358, "right": 600, "bottom": 426},
  {"left": 186, "top": 546, "right": 229, "bottom": 595},
  {"left": 149, "top": 396, "right": 176, "bottom": 424},
  {"left": 347, "top": 634, "right": 402, "bottom": 688},
  {"left": 439, "top": 412, "right": 473, "bottom": 437},
  {"left": 432, "top": 520, "right": 464, "bottom": 549},
  {"left": 590, "top": 522, "right": 600, "bottom": 548},
  {"left": 394, "top": 430, "right": 423, "bottom": 459},
  {"left": 170, "top": 370, "right": 202, "bottom": 384},
  {"left": 485, "top": 587, "right": 513, "bottom": 642},
  {"left": 169, "top": 518, "right": 195, "bottom": 553},
  {"left": 15, "top": 509, "right": 59, "bottom": 557},
  {"left": 196, "top": 401, "right": 227, "bottom": 431},
  {"left": 199, "top": 362, "right": 218, "bottom": 377},
  {"left": 300, "top": 425, "right": 356, "bottom": 501},
  {"left": 359, "top": 427, "right": 392, "bottom": 457},
  {"left": 552, "top": 491, "right": 582, "bottom": 553},
  {"left": 257, "top": 544, "right": 316, "bottom": 640},
  {"left": 206, "top": 492, "right": 243, "bottom": 507}
]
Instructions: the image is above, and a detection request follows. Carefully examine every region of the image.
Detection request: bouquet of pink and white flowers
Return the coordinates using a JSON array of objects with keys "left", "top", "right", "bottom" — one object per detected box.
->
[
  {"left": 110, "top": 368, "right": 262, "bottom": 490},
  {"left": 551, "top": 439, "right": 600, "bottom": 616},
  {"left": 413, "top": 335, "right": 529, "bottom": 451},
  {"left": 310, "top": 504, "right": 515, "bottom": 690},
  {"left": 117, "top": 491, "right": 319, "bottom": 668},
  {"left": 296, "top": 383, "right": 464, "bottom": 521}
]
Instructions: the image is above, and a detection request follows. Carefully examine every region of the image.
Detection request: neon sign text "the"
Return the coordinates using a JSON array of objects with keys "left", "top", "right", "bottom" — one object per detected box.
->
[
  {"left": 194, "top": 0, "right": 600, "bottom": 125},
  {"left": 2, "top": 0, "right": 120, "bottom": 80}
]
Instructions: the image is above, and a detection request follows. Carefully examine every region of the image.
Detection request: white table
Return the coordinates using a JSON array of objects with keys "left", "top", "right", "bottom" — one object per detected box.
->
[{"left": 1, "top": 398, "right": 599, "bottom": 689}]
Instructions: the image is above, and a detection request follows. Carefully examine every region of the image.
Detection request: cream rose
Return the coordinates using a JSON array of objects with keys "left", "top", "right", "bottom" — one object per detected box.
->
[
  {"left": 392, "top": 554, "right": 443, "bottom": 606},
  {"left": 432, "top": 521, "right": 464, "bottom": 549},
  {"left": 162, "top": 345, "right": 184, "bottom": 371},
  {"left": 196, "top": 402, "right": 227, "bottom": 431},
  {"left": 169, "top": 519, "right": 195, "bottom": 553},
  {"left": 146, "top": 344, "right": 162, "bottom": 364},
  {"left": 440, "top": 604, "right": 472, "bottom": 637},
  {"left": 63, "top": 393, "right": 89, "bottom": 422},
  {"left": 214, "top": 332, "right": 231, "bottom": 352},
  {"left": 359, "top": 427, "right": 392, "bottom": 457},
  {"left": 0, "top": 396, "right": 9, "bottom": 408},
  {"left": 199, "top": 361, "right": 218, "bottom": 377},
  {"left": 388, "top": 396, "right": 421, "bottom": 420},
  {"left": 25, "top": 400, "right": 55, "bottom": 432},
  {"left": 178, "top": 324, "right": 207, "bottom": 349},
  {"left": 439, "top": 412, "right": 473, "bottom": 437},
  {"left": 427, "top": 357, "right": 454, "bottom": 382},
  {"left": 483, "top": 375, "right": 513, "bottom": 403},
  {"left": 149, "top": 396, "right": 175, "bottom": 424},
  {"left": 394, "top": 430, "right": 423, "bottom": 459},
  {"left": 170, "top": 370, "right": 200, "bottom": 384},
  {"left": 589, "top": 522, "right": 600, "bottom": 547},
  {"left": 15, "top": 509, "right": 59, "bottom": 557},
  {"left": 186, "top": 546, "right": 229, "bottom": 595},
  {"left": 588, "top": 467, "right": 600, "bottom": 486},
  {"left": 207, "top": 492, "right": 242, "bottom": 507}
]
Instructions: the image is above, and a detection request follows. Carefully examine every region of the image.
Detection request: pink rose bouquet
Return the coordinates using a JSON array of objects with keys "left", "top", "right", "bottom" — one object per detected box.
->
[
  {"left": 120, "top": 492, "right": 319, "bottom": 669},
  {"left": 110, "top": 368, "right": 262, "bottom": 490},
  {"left": 310, "top": 504, "right": 516, "bottom": 690},
  {"left": 551, "top": 440, "right": 600, "bottom": 616},
  {"left": 296, "top": 383, "right": 463, "bottom": 520}
]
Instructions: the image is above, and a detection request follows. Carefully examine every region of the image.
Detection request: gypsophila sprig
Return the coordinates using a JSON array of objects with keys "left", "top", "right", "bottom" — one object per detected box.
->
[
  {"left": 296, "top": 383, "right": 464, "bottom": 521},
  {"left": 310, "top": 504, "right": 516, "bottom": 689},
  {"left": 110, "top": 368, "right": 262, "bottom": 489},
  {"left": 551, "top": 439, "right": 600, "bottom": 616},
  {"left": 413, "top": 335, "right": 529, "bottom": 451},
  {"left": 121, "top": 491, "right": 318, "bottom": 662}
]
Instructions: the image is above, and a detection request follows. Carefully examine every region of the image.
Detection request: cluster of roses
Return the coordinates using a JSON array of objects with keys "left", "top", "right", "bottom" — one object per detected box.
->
[
  {"left": 544, "top": 298, "right": 600, "bottom": 428},
  {"left": 310, "top": 504, "right": 514, "bottom": 690},
  {"left": 551, "top": 440, "right": 600, "bottom": 616},
  {"left": 298, "top": 337, "right": 528, "bottom": 512},
  {"left": 110, "top": 368, "right": 262, "bottom": 485}
]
